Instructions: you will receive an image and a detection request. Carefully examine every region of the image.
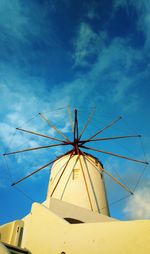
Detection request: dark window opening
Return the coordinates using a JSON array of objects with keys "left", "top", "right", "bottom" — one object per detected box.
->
[{"left": 64, "top": 218, "right": 84, "bottom": 224}]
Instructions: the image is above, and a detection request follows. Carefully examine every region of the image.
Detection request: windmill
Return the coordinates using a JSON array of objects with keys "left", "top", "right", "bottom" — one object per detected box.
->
[
  {"left": 1, "top": 107, "right": 150, "bottom": 254},
  {"left": 3, "top": 107, "right": 148, "bottom": 217}
]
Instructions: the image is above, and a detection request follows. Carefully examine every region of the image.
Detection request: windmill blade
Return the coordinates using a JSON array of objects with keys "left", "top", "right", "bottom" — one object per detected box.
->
[
  {"left": 81, "top": 145, "right": 149, "bottom": 165},
  {"left": 11, "top": 161, "right": 53, "bottom": 186},
  {"left": 50, "top": 150, "right": 74, "bottom": 197},
  {"left": 82, "top": 151, "right": 133, "bottom": 195},
  {"left": 78, "top": 108, "right": 96, "bottom": 140},
  {"left": 67, "top": 106, "right": 74, "bottom": 132},
  {"left": 11, "top": 149, "right": 74, "bottom": 186},
  {"left": 39, "top": 112, "right": 70, "bottom": 142},
  {"left": 3, "top": 142, "right": 72, "bottom": 156},
  {"left": 16, "top": 127, "right": 66, "bottom": 143},
  {"left": 79, "top": 134, "right": 142, "bottom": 144},
  {"left": 77, "top": 148, "right": 93, "bottom": 211},
  {"left": 82, "top": 116, "right": 122, "bottom": 144}
]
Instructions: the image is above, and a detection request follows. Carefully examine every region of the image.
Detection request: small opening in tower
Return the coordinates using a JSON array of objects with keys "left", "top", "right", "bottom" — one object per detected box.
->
[{"left": 72, "top": 168, "right": 80, "bottom": 180}]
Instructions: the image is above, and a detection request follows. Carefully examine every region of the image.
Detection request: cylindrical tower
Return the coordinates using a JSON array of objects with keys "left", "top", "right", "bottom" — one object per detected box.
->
[{"left": 46, "top": 153, "right": 109, "bottom": 216}]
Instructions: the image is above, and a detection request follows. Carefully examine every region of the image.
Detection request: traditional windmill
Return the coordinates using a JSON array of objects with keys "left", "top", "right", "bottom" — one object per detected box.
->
[{"left": 0, "top": 108, "right": 149, "bottom": 254}]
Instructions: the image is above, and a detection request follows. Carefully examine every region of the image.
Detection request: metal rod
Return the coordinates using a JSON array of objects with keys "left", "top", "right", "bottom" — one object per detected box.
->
[
  {"left": 74, "top": 109, "right": 76, "bottom": 141},
  {"left": 81, "top": 145, "right": 149, "bottom": 165},
  {"left": 82, "top": 116, "right": 122, "bottom": 144},
  {"left": 4, "top": 142, "right": 72, "bottom": 156},
  {"left": 67, "top": 106, "right": 74, "bottom": 132},
  {"left": 79, "top": 134, "right": 142, "bottom": 144},
  {"left": 78, "top": 108, "right": 96, "bottom": 140},
  {"left": 39, "top": 113, "right": 70, "bottom": 142},
  {"left": 74, "top": 108, "right": 79, "bottom": 141},
  {"left": 50, "top": 150, "right": 74, "bottom": 197},
  {"left": 16, "top": 127, "right": 66, "bottom": 143}
]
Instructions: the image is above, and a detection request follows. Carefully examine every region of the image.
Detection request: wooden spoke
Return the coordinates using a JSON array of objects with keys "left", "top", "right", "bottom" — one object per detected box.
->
[
  {"left": 79, "top": 134, "right": 141, "bottom": 144},
  {"left": 11, "top": 149, "right": 74, "bottom": 186},
  {"left": 11, "top": 161, "right": 53, "bottom": 186},
  {"left": 78, "top": 108, "right": 96, "bottom": 140},
  {"left": 102, "top": 167, "right": 133, "bottom": 195},
  {"left": 50, "top": 150, "right": 74, "bottom": 197},
  {"left": 16, "top": 127, "right": 66, "bottom": 143},
  {"left": 67, "top": 106, "right": 74, "bottom": 132},
  {"left": 82, "top": 151, "right": 133, "bottom": 195},
  {"left": 83, "top": 116, "right": 122, "bottom": 144},
  {"left": 80, "top": 149, "right": 100, "bottom": 212},
  {"left": 39, "top": 113, "right": 70, "bottom": 142},
  {"left": 81, "top": 145, "right": 149, "bottom": 165},
  {"left": 3, "top": 142, "right": 71, "bottom": 156}
]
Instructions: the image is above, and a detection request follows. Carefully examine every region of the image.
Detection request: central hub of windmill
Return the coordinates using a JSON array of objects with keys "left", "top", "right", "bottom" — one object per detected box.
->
[
  {"left": 73, "top": 138, "right": 79, "bottom": 154},
  {"left": 74, "top": 139, "right": 78, "bottom": 144}
]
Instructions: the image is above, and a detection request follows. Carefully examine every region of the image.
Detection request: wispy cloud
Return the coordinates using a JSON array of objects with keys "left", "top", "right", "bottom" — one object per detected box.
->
[
  {"left": 133, "top": 0, "right": 150, "bottom": 50},
  {"left": 0, "top": 0, "right": 28, "bottom": 42},
  {"left": 72, "top": 22, "right": 107, "bottom": 67},
  {"left": 72, "top": 31, "right": 141, "bottom": 112},
  {"left": 124, "top": 185, "right": 150, "bottom": 219},
  {"left": 113, "top": 0, "right": 128, "bottom": 9},
  {"left": 113, "top": 0, "right": 150, "bottom": 50}
]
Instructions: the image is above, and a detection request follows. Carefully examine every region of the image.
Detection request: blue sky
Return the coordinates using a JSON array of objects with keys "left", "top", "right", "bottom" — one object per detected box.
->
[{"left": 0, "top": 0, "right": 150, "bottom": 224}]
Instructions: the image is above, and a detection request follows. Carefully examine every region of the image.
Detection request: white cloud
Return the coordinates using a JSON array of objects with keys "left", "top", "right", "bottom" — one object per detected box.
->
[
  {"left": 134, "top": 1, "right": 150, "bottom": 50},
  {"left": 124, "top": 186, "right": 150, "bottom": 219},
  {"left": 73, "top": 22, "right": 96, "bottom": 66},
  {"left": 85, "top": 0, "right": 99, "bottom": 20},
  {"left": 0, "top": 79, "right": 73, "bottom": 183},
  {"left": 113, "top": 0, "right": 150, "bottom": 51},
  {"left": 113, "top": 0, "right": 128, "bottom": 9},
  {"left": 0, "top": 0, "right": 56, "bottom": 45},
  {"left": 87, "top": 38, "right": 142, "bottom": 112},
  {"left": 73, "top": 22, "right": 107, "bottom": 67},
  {"left": 70, "top": 23, "right": 141, "bottom": 113},
  {"left": 0, "top": 0, "right": 28, "bottom": 41},
  {"left": 86, "top": 9, "right": 97, "bottom": 20}
]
